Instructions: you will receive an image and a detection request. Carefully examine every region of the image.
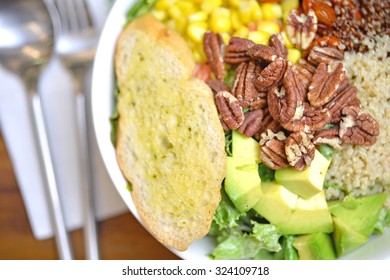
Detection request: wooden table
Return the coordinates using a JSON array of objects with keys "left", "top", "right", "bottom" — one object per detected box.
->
[{"left": 0, "top": 134, "right": 179, "bottom": 260}]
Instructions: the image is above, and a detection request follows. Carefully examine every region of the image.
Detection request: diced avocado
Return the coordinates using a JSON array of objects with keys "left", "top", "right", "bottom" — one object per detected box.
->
[
  {"left": 253, "top": 181, "right": 297, "bottom": 226},
  {"left": 332, "top": 217, "right": 369, "bottom": 257},
  {"left": 253, "top": 181, "right": 333, "bottom": 234},
  {"left": 293, "top": 232, "right": 336, "bottom": 260},
  {"left": 275, "top": 149, "right": 330, "bottom": 199},
  {"left": 232, "top": 130, "right": 261, "bottom": 163},
  {"left": 224, "top": 156, "right": 262, "bottom": 212},
  {"left": 283, "top": 191, "right": 334, "bottom": 234},
  {"left": 328, "top": 193, "right": 387, "bottom": 237}
]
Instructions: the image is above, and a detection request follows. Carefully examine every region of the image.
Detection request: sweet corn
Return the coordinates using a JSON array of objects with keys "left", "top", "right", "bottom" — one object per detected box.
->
[
  {"left": 210, "top": 7, "right": 231, "bottom": 33},
  {"left": 187, "top": 21, "right": 208, "bottom": 44},
  {"left": 281, "top": 30, "right": 293, "bottom": 48},
  {"left": 176, "top": 1, "right": 195, "bottom": 17},
  {"left": 167, "top": 5, "right": 182, "bottom": 20},
  {"left": 220, "top": 32, "right": 231, "bottom": 45},
  {"left": 287, "top": 48, "right": 301, "bottom": 64},
  {"left": 188, "top": 11, "right": 208, "bottom": 23},
  {"left": 250, "top": 0, "right": 263, "bottom": 22},
  {"left": 151, "top": 10, "right": 166, "bottom": 22},
  {"left": 233, "top": 26, "right": 249, "bottom": 38},
  {"left": 230, "top": 10, "right": 242, "bottom": 31},
  {"left": 201, "top": 0, "right": 222, "bottom": 13},
  {"left": 238, "top": 1, "right": 252, "bottom": 24},
  {"left": 228, "top": 0, "right": 241, "bottom": 9},
  {"left": 257, "top": 20, "right": 280, "bottom": 35},
  {"left": 261, "top": 3, "right": 283, "bottom": 20},
  {"left": 154, "top": 0, "right": 176, "bottom": 11},
  {"left": 248, "top": 30, "right": 270, "bottom": 45},
  {"left": 281, "top": 0, "right": 299, "bottom": 14}
]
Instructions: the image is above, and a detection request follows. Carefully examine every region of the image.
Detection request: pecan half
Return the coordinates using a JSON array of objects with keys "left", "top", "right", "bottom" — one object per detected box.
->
[
  {"left": 268, "top": 81, "right": 298, "bottom": 124},
  {"left": 255, "top": 57, "right": 287, "bottom": 92},
  {"left": 254, "top": 108, "right": 283, "bottom": 140},
  {"left": 286, "top": 9, "right": 318, "bottom": 50},
  {"left": 312, "top": 127, "right": 343, "bottom": 150},
  {"left": 269, "top": 34, "right": 288, "bottom": 59},
  {"left": 247, "top": 44, "right": 279, "bottom": 62},
  {"left": 232, "top": 61, "right": 262, "bottom": 108},
  {"left": 293, "top": 59, "right": 316, "bottom": 91},
  {"left": 249, "top": 92, "right": 268, "bottom": 110},
  {"left": 259, "top": 130, "right": 289, "bottom": 170},
  {"left": 285, "top": 131, "right": 315, "bottom": 171},
  {"left": 206, "top": 79, "right": 231, "bottom": 95},
  {"left": 308, "top": 46, "right": 344, "bottom": 66},
  {"left": 339, "top": 106, "right": 379, "bottom": 146},
  {"left": 215, "top": 91, "right": 244, "bottom": 130},
  {"left": 324, "top": 78, "right": 360, "bottom": 123},
  {"left": 203, "top": 32, "right": 225, "bottom": 80},
  {"left": 281, "top": 103, "right": 331, "bottom": 133},
  {"left": 284, "top": 63, "right": 306, "bottom": 104},
  {"left": 224, "top": 37, "right": 255, "bottom": 64},
  {"left": 308, "top": 61, "right": 345, "bottom": 108},
  {"left": 238, "top": 109, "right": 263, "bottom": 137}
]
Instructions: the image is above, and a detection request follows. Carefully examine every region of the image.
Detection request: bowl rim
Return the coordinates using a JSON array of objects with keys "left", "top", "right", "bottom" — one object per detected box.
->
[{"left": 91, "top": 0, "right": 390, "bottom": 260}]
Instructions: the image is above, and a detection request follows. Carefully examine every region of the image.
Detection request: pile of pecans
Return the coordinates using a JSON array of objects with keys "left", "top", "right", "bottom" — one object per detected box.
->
[
  {"left": 286, "top": 0, "right": 390, "bottom": 53},
  {"left": 203, "top": 31, "right": 379, "bottom": 171}
]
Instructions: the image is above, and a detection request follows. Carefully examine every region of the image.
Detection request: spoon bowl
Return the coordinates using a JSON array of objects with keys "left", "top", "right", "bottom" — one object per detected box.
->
[{"left": 0, "top": 0, "right": 73, "bottom": 259}]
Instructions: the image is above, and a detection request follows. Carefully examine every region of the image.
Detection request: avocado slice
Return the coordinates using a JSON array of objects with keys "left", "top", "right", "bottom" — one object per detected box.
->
[
  {"left": 253, "top": 181, "right": 297, "bottom": 226},
  {"left": 293, "top": 232, "right": 336, "bottom": 260},
  {"left": 232, "top": 130, "right": 261, "bottom": 163},
  {"left": 328, "top": 193, "right": 387, "bottom": 237},
  {"left": 283, "top": 191, "right": 334, "bottom": 234},
  {"left": 224, "top": 156, "right": 262, "bottom": 212},
  {"left": 275, "top": 149, "right": 330, "bottom": 199},
  {"left": 332, "top": 217, "right": 369, "bottom": 257},
  {"left": 253, "top": 181, "right": 333, "bottom": 234}
]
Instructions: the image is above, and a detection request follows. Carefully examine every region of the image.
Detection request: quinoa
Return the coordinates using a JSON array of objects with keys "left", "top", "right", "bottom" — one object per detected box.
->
[{"left": 325, "top": 34, "right": 390, "bottom": 207}]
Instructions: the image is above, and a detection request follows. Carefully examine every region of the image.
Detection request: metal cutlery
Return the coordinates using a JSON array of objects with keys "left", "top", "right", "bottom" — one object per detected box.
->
[
  {"left": 48, "top": 0, "right": 100, "bottom": 260},
  {"left": 0, "top": 0, "right": 73, "bottom": 260}
]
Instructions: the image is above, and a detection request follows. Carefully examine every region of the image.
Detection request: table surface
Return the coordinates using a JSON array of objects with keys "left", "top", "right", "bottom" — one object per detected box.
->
[{"left": 0, "top": 134, "right": 179, "bottom": 260}]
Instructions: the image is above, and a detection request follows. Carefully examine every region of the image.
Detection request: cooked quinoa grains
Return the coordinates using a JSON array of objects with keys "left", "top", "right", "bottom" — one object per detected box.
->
[{"left": 325, "top": 35, "right": 390, "bottom": 207}]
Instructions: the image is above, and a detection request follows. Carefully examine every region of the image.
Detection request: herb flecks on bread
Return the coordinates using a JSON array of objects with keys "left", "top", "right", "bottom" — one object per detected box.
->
[{"left": 114, "top": 14, "right": 226, "bottom": 251}]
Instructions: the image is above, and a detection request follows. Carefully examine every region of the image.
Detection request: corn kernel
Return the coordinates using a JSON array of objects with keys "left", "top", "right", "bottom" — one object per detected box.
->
[
  {"left": 175, "top": 17, "right": 188, "bottom": 34},
  {"left": 248, "top": 30, "right": 270, "bottom": 45},
  {"left": 167, "top": 5, "right": 182, "bottom": 20},
  {"left": 228, "top": 0, "right": 241, "bottom": 9},
  {"left": 196, "top": 45, "right": 207, "bottom": 62},
  {"left": 287, "top": 48, "right": 301, "bottom": 64},
  {"left": 220, "top": 32, "right": 231, "bottom": 45},
  {"left": 281, "top": 30, "right": 293, "bottom": 48},
  {"left": 281, "top": 0, "right": 299, "bottom": 14},
  {"left": 201, "top": 0, "right": 222, "bottom": 14},
  {"left": 210, "top": 7, "right": 231, "bottom": 33},
  {"left": 230, "top": 10, "right": 242, "bottom": 31},
  {"left": 176, "top": 1, "right": 195, "bottom": 17},
  {"left": 188, "top": 11, "right": 208, "bottom": 23},
  {"left": 233, "top": 26, "right": 249, "bottom": 38},
  {"left": 250, "top": 0, "right": 263, "bottom": 22},
  {"left": 257, "top": 20, "right": 280, "bottom": 35},
  {"left": 238, "top": 1, "right": 252, "bottom": 24},
  {"left": 155, "top": 0, "right": 176, "bottom": 11},
  {"left": 151, "top": 10, "right": 167, "bottom": 22},
  {"left": 187, "top": 21, "right": 208, "bottom": 44},
  {"left": 261, "top": 3, "right": 283, "bottom": 20}
]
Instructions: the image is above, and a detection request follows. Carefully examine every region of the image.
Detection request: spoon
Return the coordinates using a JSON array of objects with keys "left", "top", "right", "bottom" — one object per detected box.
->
[{"left": 0, "top": 0, "right": 73, "bottom": 259}]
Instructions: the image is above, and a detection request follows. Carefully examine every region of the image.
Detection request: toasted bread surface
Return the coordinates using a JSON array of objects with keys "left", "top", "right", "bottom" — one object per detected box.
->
[{"left": 115, "top": 14, "right": 226, "bottom": 251}]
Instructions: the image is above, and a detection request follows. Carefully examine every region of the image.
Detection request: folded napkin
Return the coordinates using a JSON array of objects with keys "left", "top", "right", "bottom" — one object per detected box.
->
[{"left": 0, "top": 0, "right": 127, "bottom": 240}]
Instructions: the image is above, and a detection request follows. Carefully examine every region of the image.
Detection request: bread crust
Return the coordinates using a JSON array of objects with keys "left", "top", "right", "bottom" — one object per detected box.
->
[{"left": 114, "top": 14, "right": 226, "bottom": 251}]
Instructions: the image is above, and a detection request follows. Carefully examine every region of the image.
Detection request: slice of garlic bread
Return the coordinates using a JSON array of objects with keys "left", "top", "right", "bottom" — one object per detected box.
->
[{"left": 114, "top": 14, "right": 226, "bottom": 251}]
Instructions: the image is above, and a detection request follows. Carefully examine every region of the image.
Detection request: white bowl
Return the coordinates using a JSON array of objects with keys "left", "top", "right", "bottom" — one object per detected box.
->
[{"left": 91, "top": 0, "right": 390, "bottom": 260}]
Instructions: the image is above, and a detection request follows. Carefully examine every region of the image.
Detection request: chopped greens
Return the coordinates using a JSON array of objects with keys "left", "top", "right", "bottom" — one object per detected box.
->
[
  {"left": 258, "top": 163, "right": 275, "bottom": 182},
  {"left": 224, "top": 130, "right": 233, "bottom": 157},
  {"left": 319, "top": 144, "right": 335, "bottom": 160},
  {"left": 126, "top": 0, "right": 157, "bottom": 24}
]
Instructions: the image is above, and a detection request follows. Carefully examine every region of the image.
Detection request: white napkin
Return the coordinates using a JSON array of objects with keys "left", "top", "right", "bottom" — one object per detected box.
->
[{"left": 0, "top": 0, "right": 128, "bottom": 240}]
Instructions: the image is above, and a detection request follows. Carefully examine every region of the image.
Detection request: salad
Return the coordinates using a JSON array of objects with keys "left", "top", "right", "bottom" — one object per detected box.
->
[{"left": 114, "top": 0, "right": 390, "bottom": 260}]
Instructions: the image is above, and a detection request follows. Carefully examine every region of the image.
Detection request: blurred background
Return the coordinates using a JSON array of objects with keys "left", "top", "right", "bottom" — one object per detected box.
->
[{"left": 0, "top": 0, "right": 178, "bottom": 260}]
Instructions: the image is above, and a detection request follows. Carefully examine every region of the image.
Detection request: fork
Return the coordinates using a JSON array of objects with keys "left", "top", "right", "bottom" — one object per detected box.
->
[{"left": 48, "top": 0, "right": 99, "bottom": 260}]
